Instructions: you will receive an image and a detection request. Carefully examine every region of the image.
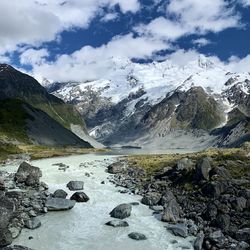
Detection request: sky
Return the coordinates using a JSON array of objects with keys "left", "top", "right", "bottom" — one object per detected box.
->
[{"left": 0, "top": 0, "right": 250, "bottom": 82}]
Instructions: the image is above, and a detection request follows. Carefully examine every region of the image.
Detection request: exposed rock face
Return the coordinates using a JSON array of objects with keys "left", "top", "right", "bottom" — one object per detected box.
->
[
  {"left": 70, "top": 192, "right": 89, "bottom": 202},
  {"left": 15, "top": 162, "right": 42, "bottom": 187},
  {"left": 66, "top": 181, "right": 84, "bottom": 191},
  {"left": 128, "top": 232, "right": 147, "bottom": 241},
  {"left": 110, "top": 204, "right": 132, "bottom": 219},
  {"left": 45, "top": 198, "right": 76, "bottom": 211}
]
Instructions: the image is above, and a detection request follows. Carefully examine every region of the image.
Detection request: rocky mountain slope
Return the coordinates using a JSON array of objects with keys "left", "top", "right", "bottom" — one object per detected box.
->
[
  {"left": 43, "top": 56, "right": 250, "bottom": 149},
  {"left": 0, "top": 64, "right": 92, "bottom": 147}
]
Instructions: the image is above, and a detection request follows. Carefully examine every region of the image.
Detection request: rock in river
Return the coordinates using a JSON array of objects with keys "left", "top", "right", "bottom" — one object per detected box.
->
[
  {"left": 24, "top": 218, "right": 41, "bottom": 230},
  {"left": 105, "top": 220, "right": 129, "bottom": 227},
  {"left": 141, "top": 192, "right": 161, "bottom": 206},
  {"left": 66, "top": 181, "right": 84, "bottom": 191},
  {"left": 70, "top": 192, "right": 89, "bottom": 202},
  {"left": 45, "top": 198, "right": 76, "bottom": 211},
  {"left": 53, "top": 189, "right": 68, "bottom": 199},
  {"left": 110, "top": 203, "right": 132, "bottom": 219},
  {"left": 128, "top": 232, "right": 147, "bottom": 240}
]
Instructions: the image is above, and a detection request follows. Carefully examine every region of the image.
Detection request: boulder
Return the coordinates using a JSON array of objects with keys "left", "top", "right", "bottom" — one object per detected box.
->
[
  {"left": 176, "top": 158, "right": 193, "bottom": 171},
  {"left": 0, "top": 197, "right": 15, "bottom": 229},
  {"left": 160, "top": 190, "right": 176, "bottom": 206},
  {"left": 24, "top": 218, "right": 41, "bottom": 230},
  {"left": 15, "top": 162, "right": 42, "bottom": 186},
  {"left": 168, "top": 224, "right": 188, "bottom": 238},
  {"left": 0, "top": 229, "right": 12, "bottom": 247},
  {"left": 66, "top": 181, "right": 84, "bottom": 191},
  {"left": 232, "top": 197, "right": 247, "bottom": 212},
  {"left": 70, "top": 192, "right": 89, "bottom": 202},
  {"left": 235, "top": 228, "right": 250, "bottom": 243},
  {"left": 110, "top": 203, "right": 132, "bottom": 219},
  {"left": 53, "top": 189, "right": 68, "bottom": 199},
  {"left": 193, "top": 231, "right": 204, "bottom": 250},
  {"left": 105, "top": 220, "right": 129, "bottom": 227},
  {"left": 195, "top": 157, "right": 211, "bottom": 182},
  {"left": 210, "top": 166, "right": 231, "bottom": 180},
  {"left": 107, "top": 162, "right": 125, "bottom": 174},
  {"left": 0, "top": 177, "right": 5, "bottom": 191},
  {"left": 141, "top": 192, "right": 161, "bottom": 206},
  {"left": 161, "top": 199, "right": 180, "bottom": 223},
  {"left": 214, "top": 214, "right": 231, "bottom": 231},
  {"left": 128, "top": 232, "right": 147, "bottom": 240},
  {"left": 45, "top": 198, "right": 76, "bottom": 211},
  {"left": 202, "top": 203, "right": 217, "bottom": 220},
  {"left": 202, "top": 181, "right": 228, "bottom": 198}
]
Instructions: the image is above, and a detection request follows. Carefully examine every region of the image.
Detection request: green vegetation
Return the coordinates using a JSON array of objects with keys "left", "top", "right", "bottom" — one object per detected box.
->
[
  {"left": 0, "top": 99, "right": 30, "bottom": 142},
  {"left": 0, "top": 143, "right": 22, "bottom": 162}
]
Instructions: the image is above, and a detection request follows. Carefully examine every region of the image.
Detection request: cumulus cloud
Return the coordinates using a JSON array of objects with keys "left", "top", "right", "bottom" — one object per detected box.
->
[
  {"left": 101, "top": 13, "right": 119, "bottom": 22},
  {"left": 29, "top": 33, "right": 168, "bottom": 82},
  {"left": 0, "top": 0, "right": 140, "bottom": 54},
  {"left": 240, "top": 0, "right": 250, "bottom": 7},
  {"left": 227, "top": 55, "right": 250, "bottom": 72},
  {"left": 20, "top": 49, "right": 49, "bottom": 66},
  {"left": 136, "top": 0, "right": 240, "bottom": 41},
  {"left": 192, "top": 38, "right": 212, "bottom": 47}
]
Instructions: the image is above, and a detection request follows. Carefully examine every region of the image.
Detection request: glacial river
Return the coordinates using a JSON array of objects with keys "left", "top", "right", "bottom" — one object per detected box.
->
[{"left": 3, "top": 153, "right": 194, "bottom": 250}]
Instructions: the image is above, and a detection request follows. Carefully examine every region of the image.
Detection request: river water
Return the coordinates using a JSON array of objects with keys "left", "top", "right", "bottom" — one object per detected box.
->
[{"left": 3, "top": 153, "right": 194, "bottom": 250}]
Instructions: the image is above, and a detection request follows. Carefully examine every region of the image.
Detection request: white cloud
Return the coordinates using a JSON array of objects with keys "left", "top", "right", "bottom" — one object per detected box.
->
[
  {"left": 227, "top": 55, "right": 250, "bottom": 72},
  {"left": 0, "top": 0, "right": 140, "bottom": 54},
  {"left": 192, "top": 38, "right": 212, "bottom": 47},
  {"left": 240, "top": 0, "right": 250, "bottom": 7},
  {"left": 136, "top": 0, "right": 240, "bottom": 41},
  {"left": 28, "top": 33, "right": 168, "bottom": 82},
  {"left": 0, "top": 54, "right": 10, "bottom": 63},
  {"left": 101, "top": 13, "right": 119, "bottom": 22},
  {"left": 20, "top": 49, "right": 49, "bottom": 66}
]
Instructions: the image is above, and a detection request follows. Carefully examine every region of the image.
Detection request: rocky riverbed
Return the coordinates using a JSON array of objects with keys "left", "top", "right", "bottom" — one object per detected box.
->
[
  {"left": 0, "top": 154, "right": 194, "bottom": 250},
  {"left": 107, "top": 148, "right": 250, "bottom": 250}
]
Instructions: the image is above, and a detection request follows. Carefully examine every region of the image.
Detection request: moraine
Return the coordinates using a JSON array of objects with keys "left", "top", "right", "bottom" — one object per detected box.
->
[{"left": 1, "top": 153, "right": 194, "bottom": 250}]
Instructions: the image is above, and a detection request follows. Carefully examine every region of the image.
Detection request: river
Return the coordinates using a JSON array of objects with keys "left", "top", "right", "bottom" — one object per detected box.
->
[{"left": 2, "top": 153, "right": 194, "bottom": 250}]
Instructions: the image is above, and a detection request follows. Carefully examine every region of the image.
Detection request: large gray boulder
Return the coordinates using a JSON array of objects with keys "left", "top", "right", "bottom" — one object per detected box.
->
[
  {"left": 128, "top": 232, "right": 147, "bottom": 241},
  {"left": 107, "top": 162, "right": 125, "bottom": 174},
  {"left": 110, "top": 203, "right": 132, "bottom": 219},
  {"left": 0, "top": 229, "right": 12, "bottom": 247},
  {"left": 24, "top": 218, "right": 41, "bottom": 229},
  {"left": 141, "top": 192, "right": 161, "bottom": 206},
  {"left": 176, "top": 158, "right": 193, "bottom": 171},
  {"left": 66, "top": 181, "right": 84, "bottom": 191},
  {"left": 193, "top": 231, "right": 204, "bottom": 250},
  {"left": 168, "top": 223, "right": 188, "bottom": 238},
  {"left": 0, "top": 197, "right": 15, "bottom": 229},
  {"left": 45, "top": 198, "right": 76, "bottom": 211},
  {"left": 53, "top": 189, "right": 68, "bottom": 199},
  {"left": 195, "top": 157, "right": 211, "bottom": 182},
  {"left": 70, "top": 192, "right": 89, "bottom": 202},
  {"left": 15, "top": 162, "right": 42, "bottom": 186}
]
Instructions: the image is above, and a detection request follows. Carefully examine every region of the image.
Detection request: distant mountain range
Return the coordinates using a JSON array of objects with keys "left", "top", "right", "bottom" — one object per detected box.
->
[
  {"left": 0, "top": 64, "right": 93, "bottom": 148},
  {"left": 42, "top": 56, "right": 250, "bottom": 150}
]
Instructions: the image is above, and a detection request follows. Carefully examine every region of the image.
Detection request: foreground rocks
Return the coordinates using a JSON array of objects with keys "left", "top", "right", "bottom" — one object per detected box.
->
[
  {"left": 66, "top": 181, "right": 84, "bottom": 191},
  {"left": 105, "top": 220, "right": 129, "bottom": 227},
  {"left": 0, "top": 162, "right": 77, "bottom": 248},
  {"left": 108, "top": 153, "right": 250, "bottom": 249},
  {"left": 70, "top": 192, "right": 89, "bottom": 202},
  {"left": 110, "top": 203, "right": 132, "bottom": 219},
  {"left": 128, "top": 232, "right": 147, "bottom": 240}
]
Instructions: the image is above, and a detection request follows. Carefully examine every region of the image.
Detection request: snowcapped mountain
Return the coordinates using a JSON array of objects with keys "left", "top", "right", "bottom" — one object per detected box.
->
[{"left": 42, "top": 56, "right": 250, "bottom": 149}]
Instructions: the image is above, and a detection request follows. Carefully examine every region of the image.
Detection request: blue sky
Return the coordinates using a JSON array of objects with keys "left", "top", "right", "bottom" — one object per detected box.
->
[{"left": 0, "top": 0, "right": 250, "bottom": 81}]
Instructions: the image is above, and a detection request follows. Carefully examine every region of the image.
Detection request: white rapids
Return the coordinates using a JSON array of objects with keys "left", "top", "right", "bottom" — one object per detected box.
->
[{"left": 3, "top": 153, "right": 194, "bottom": 250}]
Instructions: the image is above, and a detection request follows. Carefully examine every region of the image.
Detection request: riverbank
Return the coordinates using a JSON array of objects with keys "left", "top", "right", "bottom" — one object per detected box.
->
[
  {"left": 0, "top": 154, "right": 194, "bottom": 250},
  {"left": 108, "top": 144, "right": 250, "bottom": 249},
  {"left": 0, "top": 143, "right": 107, "bottom": 164}
]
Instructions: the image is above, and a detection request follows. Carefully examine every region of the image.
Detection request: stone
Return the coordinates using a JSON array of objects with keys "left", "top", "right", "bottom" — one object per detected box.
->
[
  {"left": 210, "top": 167, "right": 231, "bottom": 180},
  {"left": 0, "top": 197, "right": 15, "bottom": 229},
  {"left": 195, "top": 157, "right": 211, "bottom": 181},
  {"left": 128, "top": 232, "right": 147, "bottom": 240},
  {"left": 70, "top": 192, "right": 89, "bottom": 202},
  {"left": 235, "top": 228, "right": 250, "bottom": 243},
  {"left": 105, "top": 220, "right": 129, "bottom": 227},
  {"left": 66, "top": 181, "right": 84, "bottom": 191},
  {"left": 208, "top": 230, "right": 225, "bottom": 244},
  {"left": 149, "top": 205, "right": 164, "bottom": 212},
  {"left": 168, "top": 224, "right": 188, "bottom": 238},
  {"left": 141, "top": 192, "right": 161, "bottom": 206},
  {"left": 193, "top": 231, "right": 204, "bottom": 250},
  {"left": 232, "top": 197, "right": 247, "bottom": 212},
  {"left": 24, "top": 218, "right": 41, "bottom": 230},
  {"left": 0, "top": 229, "right": 12, "bottom": 247},
  {"left": 15, "top": 162, "right": 42, "bottom": 187},
  {"left": 130, "top": 202, "right": 140, "bottom": 206},
  {"left": 45, "top": 198, "right": 76, "bottom": 211},
  {"left": 160, "top": 190, "right": 176, "bottom": 206},
  {"left": 202, "top": 181, "right": 228, "bottom": 198},
  {"left": 107, "top": 162, "right": 125, "bottom": 174},
  {"left": 53, "top": 189, "right": 68, "bottom": 199},
  {"left": 0, "top": 177, "right": 5, "bottom": 191},
  {"left": 110, "top": 203, "right": 132, "bottom": 219},
  {"left": 1, "top": 246, "right": 34, "bottom": 250},
  {"left": 176, "top": 158, "right": 193, "bottom": 171},
  {"left": 161, "top": 199, "right": 180, "bottom": 223},
  {"left": 214, "top": 214, "right": 231, "bottom": 231},
  {"left": 202, "top": 203, "right": 217, "bottom": 220}
]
